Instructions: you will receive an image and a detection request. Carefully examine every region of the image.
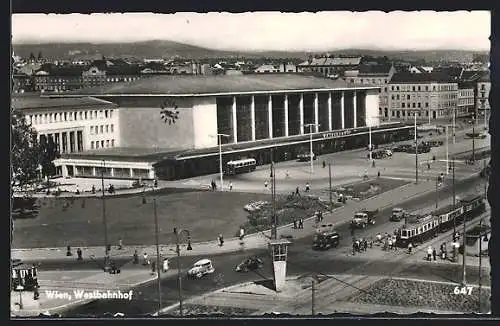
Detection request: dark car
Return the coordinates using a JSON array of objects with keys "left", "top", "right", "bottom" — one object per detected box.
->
[
  {"left": 313, "top": 231, "right": 340, "bottom": 250},
  {"left": 297, "top": 153, "right": 317, "bottom": 162},
  {"left": 235, "top": 257, "right": 263, "bottom": 272},
  {"left": 393, "top": 145, "right": 412, "bottom": 152}
]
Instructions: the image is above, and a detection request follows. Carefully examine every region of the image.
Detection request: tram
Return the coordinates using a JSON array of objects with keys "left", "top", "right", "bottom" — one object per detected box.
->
[
  {"left": 396, "top": 194, "right": 486, "bottom": 248},
  {"left": 225, "top": 158, "right": 257, "bottom": 176}
]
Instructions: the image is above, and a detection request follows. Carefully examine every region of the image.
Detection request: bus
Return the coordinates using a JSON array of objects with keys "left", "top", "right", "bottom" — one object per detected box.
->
[{"left": 225, "top": 158, "right": 257, "bottom": 175}]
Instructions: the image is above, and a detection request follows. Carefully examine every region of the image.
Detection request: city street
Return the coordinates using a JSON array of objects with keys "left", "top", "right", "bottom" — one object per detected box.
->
[{"left": 23, "top": 174, "right": 487, "bottom": 316}]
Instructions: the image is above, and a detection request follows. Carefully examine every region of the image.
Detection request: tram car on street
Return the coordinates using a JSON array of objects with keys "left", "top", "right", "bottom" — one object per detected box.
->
[
  {"left": 396, "top": 194, "right": 486, "bottom": 248},
  {"left": 11, "top": 263, "right": 39, "bottom": 291}
]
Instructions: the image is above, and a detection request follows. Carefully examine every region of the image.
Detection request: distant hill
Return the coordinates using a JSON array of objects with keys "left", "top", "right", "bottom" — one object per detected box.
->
[{"left": 12, "top": 40, "right": 489, "bottom": 63}]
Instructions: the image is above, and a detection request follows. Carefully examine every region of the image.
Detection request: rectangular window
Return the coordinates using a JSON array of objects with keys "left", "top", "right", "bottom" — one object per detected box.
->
[
  {"left": 101, "top": 140, "right": 104, "bottom": 148},
  {"left": 391, "top": 95, "right": 395, "bottom": 100},
  {"left": 412, "top": 86, "right": 416, "bottom": 91},
  {"left": 106, "top": 125, "right": 109, "bottom": 133},
  {"left": 106, "top": 140, "right": 110, "bottom": 147},
  {"left": 109, "top": 110, "right": 113, "bottom": 118},
  {"left": 396, "top": 86, "right": 400, "bottom": 91},
  {"left": 407, "top": 95, "right": 411, "bottom": 100},
  {"left": 100, "top": 125, "right": 104, "bottom": 133},
  {"left": 402, "top": 103, "right": 405, "bottom": 108},
  {"left": 85, "top": 111, "right": 88, "bottom": 119},
  {"left": 412, "top": 103, "right": 416, "bottom": 108},
  {"left": 110, "top": 124, "right": 114, "bottom": 132},
  {"left": 425, "top": 102, "right": 429, "bottom": 108},
  {"left": 96, "top": 141, "right": 99, "bottom": 149},
  {"left": 90, "top": 126, "right": 94, "bottom": 134},
  {"left": 396, "top": 94, "right": 400, "bottom": 100},
  {"left": 91, "top": 141, "right": 94, "bottom": 149},
  {"left": 64, "top": 112, "right": 67, "bottom": 121},
  {"left": 418, "top": 103, "right": 421, "bottom": 108},
  {"left": 111, "top": 139, "right": 115, "bottom": 147},
  {"left": 105, "top": 110, "right": 109, "bottom": 118},
  {"left": 418, "top": 86, "right": 421, "bottom": 91}
]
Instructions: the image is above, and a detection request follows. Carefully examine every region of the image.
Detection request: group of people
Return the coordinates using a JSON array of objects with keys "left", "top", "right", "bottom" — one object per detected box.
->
[
  {"left": 293, "top": 218, "right": 304, "bottom": 229},
  {"left": 134, "top": 250, "right": 170, "bottom": 273},
  {"left": 352, "top": 238, "right": 372, "bottom": 254}
]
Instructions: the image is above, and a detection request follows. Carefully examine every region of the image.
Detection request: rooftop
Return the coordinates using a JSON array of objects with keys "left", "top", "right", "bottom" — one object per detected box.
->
[
  {"left": 298, "top": 57, "right": 362, "bottom": 67},
  {"left": 11, "top": 95, "right": 117, "bottom": 111},
  {"left": 46, "top": 74, "right": 376, "bottom": 97},
  {"left": 358, "top": 64, "right": 394, "bottom": 76},
  {"left": 390, "top": 72, "right": 456, "bottom": 84}
]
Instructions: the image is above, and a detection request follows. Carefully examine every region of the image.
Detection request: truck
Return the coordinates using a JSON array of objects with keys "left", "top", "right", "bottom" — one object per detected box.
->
[
  {"left": 390, "top": 207, "right": 408, "bottom": 222},
  {"left": 351, "top": 209, "right": 378, "bottom": 228}
]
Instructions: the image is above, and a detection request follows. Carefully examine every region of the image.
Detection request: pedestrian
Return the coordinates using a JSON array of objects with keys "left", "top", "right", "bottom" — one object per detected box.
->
[
  {"left": 33, "top": 285, "right": 40, "bottom": 300},
  {"left": 264, "top": 181, "right": 268, "bottom": 189},
  {"left": 372, "top": 160, "right": 376, "bottom": 168},
  {"left": 293, "top": 219, "right": 297, "bottom": 229},
  {"left": 77, "top": 248, "right": 83, "bottom": 260},
  {"left": 218, "top": 234, "right": 224, "bottom": 247},
  {"left": 229, "top": 182, "right": 233, "bottom": 191},
  {"left": 427, "top": 246, "right": 433, "bottom": 261},
  {"left": 363, "top": 239, "right": 368, "bottom": 251},
  {"left": 432, "top": 248, "right": 437, "bottom": 261},
  {"left": 133, "top": 250, "right": 139, "bottom": 264},
  {"left": 432, "top": 155, "right": 436, "bottom": 162},
  {"left": 355, "top": 240, "right": 360, "bottom": 252},
  {"left": 323, "top": 161, "right": 326, "bottom": 168},
  {"left": 352, "top": 241, "right": 357, "bottom": 255},
  {"left": 376, "top": 233, "right": 382, "bottom": 243},
  {"left": 143, "top": 253, "right": 150, "bottom": 266},
  {"left": 66, "top": 245, "right": 72, "bottom": 256},
  {"left": 388, "top": 238, "right": 393, "bottom": 250},
  {"left": 305, "top": 182, "right": 310, "bottom": 192},
  {"left": 427, "top": 163, "right": 431, "bottom": 170},
  {"left": 377, "top": 171, "right": 381, "bottom": 178},
  {"left": 296, "top": 186, "right": 300, "bottom": 196},
  {"left": 151, "top": 261, "right": 156, "bottom": 274},
  {"left": 239, "top": 227, "right": 245, "bottom": 241},
  {"left": 91, "top": 185, "right": 96, "bottom": 194},
  {"left": 319, "top": 211, "right": 323, "bottom": 222},
  {"left": 407, "top": 242, "right": 413, "bottom": 254},
  {"left": 118, "top": 239, "right": 123, "bottom": 250},
  {"left": 285, "top": 170, "right": 290, "bottom": 179},
  {"left": 163, "top": 258, "right": 169, "bottom": 272},
  {"left": 299, "top": 218, "right": 304, "bottom": 229},
  {"left": 154, "top": 179, "right": 158, "bottom": 188}
]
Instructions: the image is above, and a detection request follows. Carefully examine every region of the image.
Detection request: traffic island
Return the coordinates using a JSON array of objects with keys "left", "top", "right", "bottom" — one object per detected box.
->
[{"left": 345, "top": 278, "right": 491, "bottom": 314}]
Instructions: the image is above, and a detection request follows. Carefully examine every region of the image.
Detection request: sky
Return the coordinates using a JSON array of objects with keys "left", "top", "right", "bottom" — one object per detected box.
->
[{"left": 12, "top": 11, "right": 491, "bottom": 51}]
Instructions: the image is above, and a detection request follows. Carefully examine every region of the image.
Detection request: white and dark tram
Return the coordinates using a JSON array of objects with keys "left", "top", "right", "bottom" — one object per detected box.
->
[{"left": 396, "top": 194, "right": 486, "bottom": 248}]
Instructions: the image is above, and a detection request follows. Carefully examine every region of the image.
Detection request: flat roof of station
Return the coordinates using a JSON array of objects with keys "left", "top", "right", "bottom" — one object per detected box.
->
[{"left": 43, "top": 73, "right": 379, "bottom": 98}]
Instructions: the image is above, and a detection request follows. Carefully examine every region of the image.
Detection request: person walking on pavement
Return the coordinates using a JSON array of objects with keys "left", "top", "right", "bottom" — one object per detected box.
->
[
  {"left": 296, "top": 186, "right": 300, "bottom": 196},
  {"left": 299, "top": 218, "right": 304, "bottom": 229},
  {"left": 388, "top": 238, "right": 393, "bottom": 251},
  {"left": 376, "top": 233, "right": 382, "bottom": 244},
  {"left": 218, "top": 234, "right": 224, "bottom": 247},
  {"left": 162, "top": 258, "right": 169, "bottom": 272},
  {"left": 133, "top": 250, "right": 139, "bottom": 264},
  {"left": 239, "top": 228, "right": 245, "bottom": 241},
  {"left": 407, "top": 242, "right": 413, "bottom": 254},
  {"left": 427, "top": 246, "right": 433, "bottom": 261},
  {"left": 264, "top": 180, "right": 268, "bottom": 189},
  {"left": 305, "top": 182, "right": 310, "bottom": 192},
  {"left": 118, "top": 239, "right": 123, "bottom": 250},
  {"left": 76, "top": 248, "right": 83, "bottom": 261},
  {"left": 293, "top": 219, "right": 297, "bottom": 229},
  {"left": 143, "top": 253, "right": 150, "bottom": 266},
  {"left": 377, "top": 171, "right": 381, "bottom": 178},
  {"left": 151, "top": 261, "right": 156, "bottom": 275},
  {"left": 229, "top": 182, "right": 233, "bottom": 191},
  {"left": 432, "top": 248, "right": 437, "bottom": 261}
]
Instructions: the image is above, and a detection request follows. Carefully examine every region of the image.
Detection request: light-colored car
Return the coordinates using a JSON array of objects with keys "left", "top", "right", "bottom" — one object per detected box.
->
[
  {"left": 383, "top": 149, "right": 393, "bottom": 157},
  {"left": 187, "top": 259, "right": 215, "bottom": 278}
]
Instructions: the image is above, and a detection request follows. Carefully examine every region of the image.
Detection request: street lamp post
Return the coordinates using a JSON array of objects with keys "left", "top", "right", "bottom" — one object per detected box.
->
[
  {"left": 101, "top": 160, "right": 109, "bottom": 271},
  {"left": 435, "top": 177, "right": 439, "bottom": 209},
  {"left": 452, "top": 157, "right": 456, "bottom": 236},
  {"left": 452, "top": 108, "right": 456, "bottom": 144},
  {"left": 173, "top": 228, "right": 192, "bottom": 316},
  {"left": 414, "top": 112, "right": 418, "bottom": 184},
  {"left": 328, "top": 163, "right": 332, "bottom": 211},
  {"left": 472, "top": 117, "right": 476, "bottom": 164},
  {"left": 210, "top": 133, "right": 230, "bottom": 191},
  {"left": 445, "top": 125, "right": 449, "bottom": 174},
  {"left": 368, "top": 125, "right": 372, "bottom": 161},
  {"left": 270, "top": 161, "right": 277, "bottom": 240},
  {"left": 478, "top": 218, "right": 487, "bottom": 313},
  {"left": 462, "top": 212, "right": 467, "bottom": 286},
  {"left": 303, "top": 123, "right": 320, "bottom": 174},
  {"left": 153, "top": 199, "right": 162, "bottom": 313}
]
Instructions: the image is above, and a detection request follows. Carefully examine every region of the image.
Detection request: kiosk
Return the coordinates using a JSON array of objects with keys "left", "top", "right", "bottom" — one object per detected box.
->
[{"left": 268, "top": 239, "right": 291, "bottom": 292}]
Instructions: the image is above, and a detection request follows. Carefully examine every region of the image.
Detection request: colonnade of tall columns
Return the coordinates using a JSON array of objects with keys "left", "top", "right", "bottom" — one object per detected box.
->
[{"left": 228, "top": 91, "right": 361, "bottom": 144}]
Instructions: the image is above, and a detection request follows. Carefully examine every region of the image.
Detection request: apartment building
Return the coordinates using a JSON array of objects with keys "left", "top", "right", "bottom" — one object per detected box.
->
[{"left": 388, "top": 72, "right": 458, "bottom": 122}]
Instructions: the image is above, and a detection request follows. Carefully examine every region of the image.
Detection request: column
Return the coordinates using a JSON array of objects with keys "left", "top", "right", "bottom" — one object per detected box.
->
[
  {"left": 129, "top": 168, "right": 134, "bottom": 178},
  {"left": 299, "top": 93, "right": 304, "bottom": 134},
  {"left": 148, "top": 168, "right": 155, "bottom": 179},
  {"left": 268, "top": 95, "right": 273, "bottom": 139},
  {"left": 232, "top": 96, "right": 238, "bottom": 143},
  {"left": 62, "top": 165, "right": 68, "bottom": 178},
  {"left": 73, "top": 165, "right": 77, "bottom": 176},
  {"left": 328, "top": 92, "right": 332, "bottom": 131},
  {"left": 111, "top": 168, "right": 115, "bottom": 177},
  {"left": 353, "top": 91, "right": 357, "bottom": 128},
  {"left": 92, "top": 167, "right": 96, "bottom": 176},
  {"left": 250, "top": 95, "right": 256, "bottom": 141},
  {"left": 341, "top": 91, "right": 345, "bottom": 129},
  {"left": 284, "top": 94, "right": 289, "bottom": 137},
  {"left": 66, "top": 132, "right": 70, "bottom": 153},
  {"left": 314, "top": 93, "right": 319, "bottom": 132}
]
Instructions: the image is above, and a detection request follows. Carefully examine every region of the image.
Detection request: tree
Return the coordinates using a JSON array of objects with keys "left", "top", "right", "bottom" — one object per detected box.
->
[
  {"left": 160, "top": 99, "right": 179, "bottom": 125},
  {"left": 29, "top": 52, "right": 35, "bottom": 61},
  {"left": 11, "top": 111, "right": 41, "bottom": 188},
  {"left": 39, "top": 135, "right": 59, "bottom": 177}
]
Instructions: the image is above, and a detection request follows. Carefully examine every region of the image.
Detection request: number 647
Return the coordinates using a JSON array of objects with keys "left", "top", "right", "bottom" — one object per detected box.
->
[{"left": 453, "top": 286, "right": 473, "bottom": 295}]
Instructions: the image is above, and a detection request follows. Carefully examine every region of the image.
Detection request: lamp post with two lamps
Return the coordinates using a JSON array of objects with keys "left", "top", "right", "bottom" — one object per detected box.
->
[
  {"left": 302, "top": 123, "right": 320, "bottom": 174},
  {"left": 210, "top": 133, "right": 230, "bottom": 191}
]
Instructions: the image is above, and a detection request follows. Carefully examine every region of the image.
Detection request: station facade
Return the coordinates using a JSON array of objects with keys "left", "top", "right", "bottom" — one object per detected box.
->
[{"left": 44, "top": 74, "right": 413, "bottom": 180}]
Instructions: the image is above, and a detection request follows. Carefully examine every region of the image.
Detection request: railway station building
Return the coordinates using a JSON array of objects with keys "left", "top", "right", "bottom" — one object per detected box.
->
[{"left": 39, "top": 74, "right": 413, "bottom": 180}]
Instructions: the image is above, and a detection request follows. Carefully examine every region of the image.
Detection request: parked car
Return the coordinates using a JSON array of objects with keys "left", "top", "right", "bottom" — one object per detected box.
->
[
  {"left": 313, "top": 231, "right": 340, "bottom": 250},
  {"left": 393, "top": 145, "right": 412, "bottom": 152},
  {"left": 383, "top": 149, "right": 393, "bottom": 157},
  {"left": 297, "top": 152, "right": 317, "bottom": 162},
  {"left": 235, "top": 257, "right": 263, "bottom": 272},
  {"left": 187, "top": 259, "right": 215, "bottom": 278}
]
